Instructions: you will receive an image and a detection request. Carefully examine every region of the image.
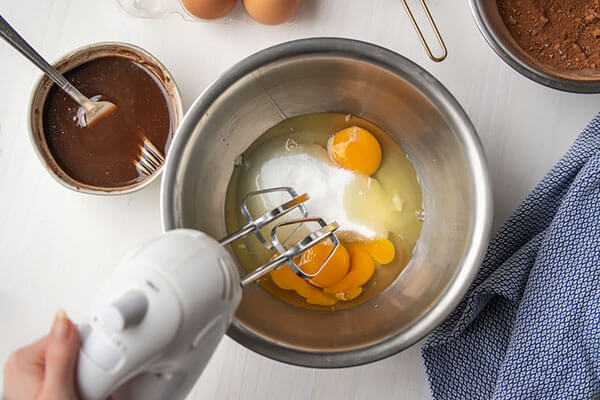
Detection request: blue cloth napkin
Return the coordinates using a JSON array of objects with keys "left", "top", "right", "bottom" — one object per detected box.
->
[{"left": 421, "top": 114, "right": 600, "bottom": 400}]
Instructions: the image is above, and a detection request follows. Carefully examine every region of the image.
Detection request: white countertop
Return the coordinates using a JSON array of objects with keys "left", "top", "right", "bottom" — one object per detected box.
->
[{"left": 1, "top": 0, "right": 599, "bottom": 398}]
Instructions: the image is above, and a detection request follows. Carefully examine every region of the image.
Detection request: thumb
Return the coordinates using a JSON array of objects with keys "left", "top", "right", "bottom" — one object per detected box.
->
[{"left": 40, "top": 310, "right": 80, "bottom": 397}]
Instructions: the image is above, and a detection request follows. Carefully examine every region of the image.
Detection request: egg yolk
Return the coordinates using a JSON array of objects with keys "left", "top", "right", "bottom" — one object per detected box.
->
[
  {"left": 328, "top": 126, "right": 382, "bottom": 175},
  {"left": 269, "top": 240, "right": 391, "bottom": 307},
  {"left": 334, "top": 286, "right": 363, "bottom": 301},
  {"left": 270, "top": 242, "right": 350, "bottom": 289},
  {"left": 271, "top": 267, "right": 340, "bottom": 306},
  {"left": 270, "top": 259, "right": 305, "bottom": 290},
  {"left": 362, "top": 239, "right": 395, "bottom": 264},
  {"left": 323, "top": 244, "right": 375, "bottom": 294},
  {"left": 299, "top": 241, "right": 350, "bottom": 287},
  {"left": 294, "top": 281, "right": 338, "bottom": 306},
  {"left": 270, "top": 242, "right": 349, "bottom": 306}
]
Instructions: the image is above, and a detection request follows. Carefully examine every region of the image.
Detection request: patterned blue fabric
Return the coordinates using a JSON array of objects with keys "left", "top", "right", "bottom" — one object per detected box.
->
[{"left": 421, "top": 114, "right": 600, "bottom": 400}]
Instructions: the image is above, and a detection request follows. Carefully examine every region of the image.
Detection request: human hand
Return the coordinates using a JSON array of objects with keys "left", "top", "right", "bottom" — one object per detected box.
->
[{"left": 3, "top": 310, "right": 80, "bottom": 400}]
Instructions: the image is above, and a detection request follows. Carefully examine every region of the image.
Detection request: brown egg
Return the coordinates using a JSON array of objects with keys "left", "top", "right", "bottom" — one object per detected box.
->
[
  {"left": 243, "top": 0, "right": 302, "bottom": 25},
  {"left": 181, "top": 0, "right": 237, "bottom": 20}
]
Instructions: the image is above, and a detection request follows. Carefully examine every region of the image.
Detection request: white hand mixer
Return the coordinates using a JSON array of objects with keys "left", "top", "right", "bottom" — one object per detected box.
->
[{"left": 76, "top": 187, "right": 339, "bottom": 400}]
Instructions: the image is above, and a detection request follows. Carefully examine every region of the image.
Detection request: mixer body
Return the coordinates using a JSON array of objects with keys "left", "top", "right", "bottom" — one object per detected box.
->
[{"left": 76, "top": 229, "right": 242, "bottom": 400}]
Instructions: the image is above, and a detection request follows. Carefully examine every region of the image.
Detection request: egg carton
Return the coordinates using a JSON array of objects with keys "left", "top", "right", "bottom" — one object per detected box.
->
[
  {"left": 115, "top": 0, "right": 297, "bottom": 24},
  {"left": 116, "top": 0, "right": 228, "bottom": 22}
]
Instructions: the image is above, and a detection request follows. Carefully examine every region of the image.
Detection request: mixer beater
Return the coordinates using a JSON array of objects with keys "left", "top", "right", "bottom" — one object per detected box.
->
[{"left": 221, "top": 187, "right": 341, "bottom": 285}]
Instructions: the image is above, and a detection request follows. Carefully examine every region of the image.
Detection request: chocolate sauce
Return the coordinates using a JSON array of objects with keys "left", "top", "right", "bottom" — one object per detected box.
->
[{"left": 43, "top": 56, "right": 172, "bottom": 188}]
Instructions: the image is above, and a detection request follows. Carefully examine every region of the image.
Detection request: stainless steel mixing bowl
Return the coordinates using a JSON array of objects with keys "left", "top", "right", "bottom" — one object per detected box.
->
[
  {"left": 161, "top": 38, "right": 492, "bottom": 367},
  {"left": 470, "top": 0, "right": 600, "bottom": 93}
]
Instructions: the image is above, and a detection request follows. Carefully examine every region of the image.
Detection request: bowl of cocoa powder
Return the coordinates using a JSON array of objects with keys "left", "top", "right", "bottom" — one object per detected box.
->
[{"left": 470, "top": 0, "right": 600, "bottom": 92}]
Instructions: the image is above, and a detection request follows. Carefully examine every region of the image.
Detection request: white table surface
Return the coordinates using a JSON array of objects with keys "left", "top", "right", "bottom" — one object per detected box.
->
[{"left": 1, "top": 0, "right": 599, "bottom": 398}]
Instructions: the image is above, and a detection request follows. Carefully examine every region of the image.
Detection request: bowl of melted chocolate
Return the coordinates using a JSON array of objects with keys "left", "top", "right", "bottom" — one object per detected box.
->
[{"left": 29, "top": 42, "right": 183, "bottom": 194}]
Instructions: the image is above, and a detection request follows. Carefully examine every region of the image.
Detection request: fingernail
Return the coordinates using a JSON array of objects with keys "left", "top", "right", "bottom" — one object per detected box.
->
[{"left": 52, "top": 310, "right": 70, "bottom": 340}]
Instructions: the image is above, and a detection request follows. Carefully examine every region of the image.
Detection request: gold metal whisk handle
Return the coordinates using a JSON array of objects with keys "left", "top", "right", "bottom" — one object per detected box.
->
[{"left": 401, "top": 0, "right": 448, "bottom": 62}]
